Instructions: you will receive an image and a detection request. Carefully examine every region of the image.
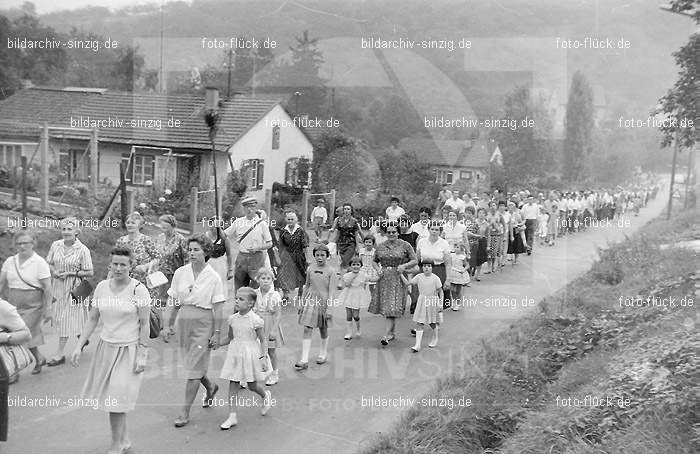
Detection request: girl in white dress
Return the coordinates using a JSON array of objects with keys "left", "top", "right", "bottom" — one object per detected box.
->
[
  {"left": 338, "top": 256, "right": 369, "bottom": 340},
  {"left": 219, "top": 287, "right": 272, "bottom": 429},
  {"left": 410, "top": 261, "right": 443, "bottom": 352},
  {"left": 448, "top": 243, "right": 470, "bottom": 311}
]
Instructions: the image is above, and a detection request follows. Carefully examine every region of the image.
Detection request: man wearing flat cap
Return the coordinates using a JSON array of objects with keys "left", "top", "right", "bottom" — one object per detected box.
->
[{"left": 224, "top": 195, "right": 272, "bottom": 290}]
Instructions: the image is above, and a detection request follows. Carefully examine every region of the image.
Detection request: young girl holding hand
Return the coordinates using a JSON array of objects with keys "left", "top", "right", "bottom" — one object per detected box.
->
[{"left": 219, "top": 287, "right": 272, "bottom": 429}]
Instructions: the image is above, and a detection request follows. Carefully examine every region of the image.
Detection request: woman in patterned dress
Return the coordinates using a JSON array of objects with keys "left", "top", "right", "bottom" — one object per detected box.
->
[
  {"left": 507, "top": 202, "right": 528, "bottom": 264},
  {"left": 329, "top": 203, "right": 363, "bottom": 271},
  {"left": 368, "top": 221, "right": 417, "bottom": 346},
  {"left": 277, "top": 211, "right": 308, "bottom": 302},
  {"left": 155, "top": 215, "right": 188, "bottom": 307},
  {"left": 46, "top": 217, "right": 94, "bottom": 366},
  {"left": 463, "top": 207, "right": 483, "bottom": 279},
  {"left": 114, "top": 212, "right": 161, "bottom": 295},
  {"left": 473, "top": 208, "right": 490, "bottom": 281},
  {"left": 485, "top": 202, "right": 504, "bottom": 274}
]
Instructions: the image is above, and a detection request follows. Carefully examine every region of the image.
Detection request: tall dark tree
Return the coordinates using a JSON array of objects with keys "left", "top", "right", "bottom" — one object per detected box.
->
[
  {"left": 655, "top": 0, "right": 698, "bottom": 149},
  {"left": 563, "top": 71, "right": 594, "bottom": 181},
  {"left": 112, "top": 46, "right": 146, "bottom": 92},
  {"left": 261, "top": 30, "right": 327, "bottom": 117},
  {"left": 494, "top": 85, "right": 556, "bottom": 184}
]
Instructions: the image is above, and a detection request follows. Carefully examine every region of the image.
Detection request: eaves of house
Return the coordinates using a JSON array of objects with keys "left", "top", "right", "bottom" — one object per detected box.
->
[
  {"left": 398, "top": 137, "right": 492, "bottom": 169},
  {"left": 0, "top": 87, "right": 281, "bottom": 152}
]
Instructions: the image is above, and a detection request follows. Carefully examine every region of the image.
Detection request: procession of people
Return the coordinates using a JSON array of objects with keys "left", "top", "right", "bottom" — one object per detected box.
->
[{"left": 0, "top": 178, "right": 660, "bottom": 453}]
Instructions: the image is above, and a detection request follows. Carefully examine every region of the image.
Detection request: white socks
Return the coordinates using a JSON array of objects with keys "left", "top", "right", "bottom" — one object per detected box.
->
[
  {"left": 301, "top": 339, "right": 311, "bottom": 363},
  {"left": 429, "top": 327, "right": 439, "bottom": 348},
  {"left": 319, "top": 337, "right": 329, "bottom": 359},
  {"left": 345, "top": 321, "right": 353, "bottom": 339},
  {"left": 412, "top": 330, "right": 423, "bottom": 351}
]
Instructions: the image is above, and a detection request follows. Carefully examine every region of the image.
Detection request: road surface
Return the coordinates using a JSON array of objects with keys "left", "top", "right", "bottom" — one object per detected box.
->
[{"left": 5, "top": 196, "right": 666, "bottom": 454}]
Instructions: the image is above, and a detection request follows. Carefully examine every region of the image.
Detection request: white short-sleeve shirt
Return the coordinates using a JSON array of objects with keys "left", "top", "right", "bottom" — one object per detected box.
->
[
  {"left": 385, "top": 206, "right": 406, "bottom": 221},
  {"left": 416, "top": 237, "right": 451, "bottom": 265},
  {"left": 93, "top": 278, "right": 151, "bottom": 343},
  {"left": 1, "top": 253, "right": 51, "bottom": 290},
  {"left": 224, "top": 216, "right": 272, "bottom": 253},
  {"left": 168, "top": 263, "right": 225, "bottom": 309}
]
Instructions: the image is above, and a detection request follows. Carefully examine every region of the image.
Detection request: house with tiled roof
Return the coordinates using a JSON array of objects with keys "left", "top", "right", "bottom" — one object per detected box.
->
[
  {"left": 398, "top": 135, "right": 494, "bottom": 190},
  {"left": 0, "top": 87, "right": 313, "bottom": 205}
]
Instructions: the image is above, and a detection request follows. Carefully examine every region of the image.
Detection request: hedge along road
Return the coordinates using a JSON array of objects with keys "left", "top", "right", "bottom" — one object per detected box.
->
[{"left": 6, "top": 194, "right": 667, "bottom": 454}]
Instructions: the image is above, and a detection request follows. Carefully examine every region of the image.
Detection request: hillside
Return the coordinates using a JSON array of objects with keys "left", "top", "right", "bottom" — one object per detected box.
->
[{"left": 18, "top": 0, "right": 693, "bottom": 119}]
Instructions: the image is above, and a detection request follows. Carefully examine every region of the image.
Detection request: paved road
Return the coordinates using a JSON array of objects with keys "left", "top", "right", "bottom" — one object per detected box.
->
[{"left": 5, "top": 196, "right": 666, "bottom": 454}]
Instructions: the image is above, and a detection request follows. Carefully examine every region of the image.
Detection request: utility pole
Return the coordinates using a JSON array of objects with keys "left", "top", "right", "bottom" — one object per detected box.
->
[
  {"left": 667, "top": 130, "right": 679, "bottom": 220},
  {"left": 226, "top": 49, "right": 233, "bottom": 99}
]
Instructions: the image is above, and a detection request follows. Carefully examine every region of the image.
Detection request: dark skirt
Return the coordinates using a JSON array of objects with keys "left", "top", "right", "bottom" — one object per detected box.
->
[
  {"left": 278, "top": 247, "right": 307, "bottom": 292},
  {"left": 338, "top": 243, "right": 356, "bottom": 268},
  {"left": 507, "top": 228, "right": 527, "bottom": 254},
  {"left": 469, "top": 238, "right": 488, "bottom": 267}
]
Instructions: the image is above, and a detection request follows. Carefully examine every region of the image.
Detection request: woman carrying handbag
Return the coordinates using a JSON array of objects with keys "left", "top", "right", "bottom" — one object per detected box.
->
[
  {"left": 46, "top": 217, "right": 94, "bottom": 367},
  {"left": 70, "top": 246, "right": 151, "bottom": 454},
  {"left": 0, "top": 298, "right": 32, "bottom": 442}
]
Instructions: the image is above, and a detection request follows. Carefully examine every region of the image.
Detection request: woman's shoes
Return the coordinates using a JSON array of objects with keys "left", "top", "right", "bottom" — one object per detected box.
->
[
  {"left": 47, "top": 356, "right": 65, "bottom": 367},
  {"left": 294, "top": 362, "right": 308, "bottom": 371},
  {"left": 380, "top": 337, "right": 389, "bottom": 346},
  {"left": 261, "top": 390, "right": 272, "bottom": 416},
  {"left": 220, "top": 413, "right": 238, "bottom": 430},
  {"left": 173, "top": 416, "right": 189, "bottom": 428},
  {"left": 32, "top": 358, "right": 46, "bottom": 374},
  {"left": 81, "top": 339, "right": 90, "bottom": 352},
  {"left": 202, "top": 384, "right": 219, "bottom": 408},
  {"left": 315, "top": 356, "right": 327, "bottom": 365}
]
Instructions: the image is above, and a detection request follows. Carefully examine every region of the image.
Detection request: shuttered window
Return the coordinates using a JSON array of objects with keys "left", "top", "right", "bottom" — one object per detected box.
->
[{"left": 241, "top": 158, "right": 264, "bottom": 189}]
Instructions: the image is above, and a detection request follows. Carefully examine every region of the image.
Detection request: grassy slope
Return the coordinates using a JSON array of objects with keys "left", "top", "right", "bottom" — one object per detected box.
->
[{"left": 361, "top": 208, "right": 699, "bottom": 454}]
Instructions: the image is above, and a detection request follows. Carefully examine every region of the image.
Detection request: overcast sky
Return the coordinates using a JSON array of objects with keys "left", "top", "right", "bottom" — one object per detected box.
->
[{"left": 2, "top": 0, "right": 175, "bottom": 14}]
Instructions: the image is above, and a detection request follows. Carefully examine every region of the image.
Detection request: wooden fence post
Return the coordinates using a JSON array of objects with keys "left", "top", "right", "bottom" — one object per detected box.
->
[
  {"left": 119, "top": 162, "right": 127, "bottom": 228},
  {"left": 40, "top": 122, "right": 49, "bottom": 210},
  {"left": 190, "top": 186, "right": 199, "bottom": 234},
  {"left": 21, "top": 156, "right": 27, "bottom": 227},
  {"left": 301, "top": 189, "right": 309, "bottom": 231},
  {"left": 329, "top": 189, "right": 336, "bottom": 225},
  {"left": 90, "top": 128, "right": 98, "bottom": 202},
  {"left": 264, "top": 188, "right": 272, "bottom": 218}
]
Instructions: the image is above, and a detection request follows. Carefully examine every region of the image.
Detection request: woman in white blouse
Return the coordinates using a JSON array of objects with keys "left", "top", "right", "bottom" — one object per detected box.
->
[
  {"left": 163, "top": 233, "right": 226, "bottom": 428},
  {"left": 441, "top": 209, "right": 467, "bottom": 251},
  {"left": 416, "top": 221, "right": 452, "bottom": 309},
  {"left": 0, "top": 232, "right": 52, "bottom": 375}
]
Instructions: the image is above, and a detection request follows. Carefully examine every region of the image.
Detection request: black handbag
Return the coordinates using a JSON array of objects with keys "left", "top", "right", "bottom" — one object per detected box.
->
[
  {"left": 70, "top": 278, "right": 94, "bottom": 306},
  {"left": 210, "top": 228, "right": 227, "bottom": 259},
  {"left": 132, "top": 283, "right": 161, "bottom": 339}
]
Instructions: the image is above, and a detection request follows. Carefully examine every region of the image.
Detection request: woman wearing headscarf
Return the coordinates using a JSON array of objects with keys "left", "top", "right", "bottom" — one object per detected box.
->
[
  {"left": 0, "top": 231, "right": 52, "bottom": 375},
  {"left": 276, "top": 211, "right": 309, "bottom": 302},
  {"left": 46, "top": 217, "right": 94, "bottom": 366}
]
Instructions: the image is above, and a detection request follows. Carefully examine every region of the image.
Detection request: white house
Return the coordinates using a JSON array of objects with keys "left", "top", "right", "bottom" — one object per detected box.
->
[{"left": 228, "top": 104, "right": 314, "bottom": 203}]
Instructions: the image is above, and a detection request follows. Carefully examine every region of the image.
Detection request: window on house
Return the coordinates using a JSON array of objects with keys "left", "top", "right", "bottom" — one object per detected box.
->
[
  {"left": 433, "top": 169, "right": 453, "bottom": 184},
  {"left": 241, "top": 158, "right": 264, "bottom": 190},
  {"left": 121, "top": 153, "right": 154, "bottom": 185},
  {"left": 0, "top": 144, "right": 22, "bottom": 168},
  {"left": 272, "top": 125, "right": 280, "bottom": 150},
  {"left": 460, "top": 170, "right": 472, "bottom": 180},
  {"left": 285, "top": 157, "right": 310, "bottom": 188},
  {"left": 59, "top": 148, "right": 91, "bottom": 181}
]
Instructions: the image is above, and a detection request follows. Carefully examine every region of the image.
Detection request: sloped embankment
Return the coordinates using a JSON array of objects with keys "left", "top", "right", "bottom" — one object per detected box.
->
[{"left": 361, "top": 209, "right": 699, "bottom": 454}]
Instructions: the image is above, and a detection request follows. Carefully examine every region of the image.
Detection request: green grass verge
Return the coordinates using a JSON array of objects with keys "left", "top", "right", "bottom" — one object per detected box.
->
[{"left": 361, "top": 208, "right": 699, "bottom": 454}]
